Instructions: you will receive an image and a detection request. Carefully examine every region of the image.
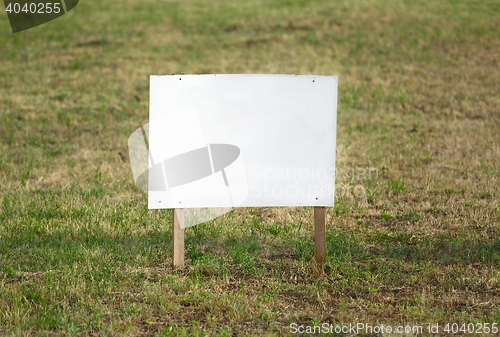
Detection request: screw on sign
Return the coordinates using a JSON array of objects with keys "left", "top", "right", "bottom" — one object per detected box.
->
[{"left": 4, "top": 0, "right": 79, "bottom": 32}]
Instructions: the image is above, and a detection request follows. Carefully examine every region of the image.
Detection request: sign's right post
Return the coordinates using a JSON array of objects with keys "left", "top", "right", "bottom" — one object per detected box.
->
[{"left": 314, "top": 206, "right": 327, "bottom": 265}]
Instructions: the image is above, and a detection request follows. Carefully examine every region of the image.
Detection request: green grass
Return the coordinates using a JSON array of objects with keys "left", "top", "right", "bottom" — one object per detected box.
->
[{"left": 1, "top": 0, "right": 500, "bottom": 335}]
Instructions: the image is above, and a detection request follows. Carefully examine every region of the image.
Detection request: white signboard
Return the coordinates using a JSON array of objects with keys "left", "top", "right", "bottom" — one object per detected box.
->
[{"left": 148, "top": 74, "right": 337, "bottom": 209}]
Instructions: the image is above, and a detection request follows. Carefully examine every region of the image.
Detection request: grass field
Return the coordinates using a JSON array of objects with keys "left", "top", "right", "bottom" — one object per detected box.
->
[{"left": 1, "top": 0, "right": 500, "bottom": 335}]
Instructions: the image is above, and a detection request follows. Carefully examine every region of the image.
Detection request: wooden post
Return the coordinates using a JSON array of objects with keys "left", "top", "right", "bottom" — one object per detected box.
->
[
  {"left": 172, "top": 208, "right": 185, "bottom": 269},
  {"left": 314, "top": 206, "right": 326, "bottom": 265}
]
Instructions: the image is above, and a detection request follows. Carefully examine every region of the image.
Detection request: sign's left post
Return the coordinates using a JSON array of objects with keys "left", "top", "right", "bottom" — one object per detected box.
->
[{"left": 173, "top": 209, "right": 185, "bottom": 269}]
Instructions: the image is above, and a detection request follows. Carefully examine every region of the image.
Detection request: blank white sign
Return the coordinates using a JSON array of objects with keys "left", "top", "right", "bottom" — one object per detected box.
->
[{"left": 148, "top": 74, "right": 337, "bottom": 209}]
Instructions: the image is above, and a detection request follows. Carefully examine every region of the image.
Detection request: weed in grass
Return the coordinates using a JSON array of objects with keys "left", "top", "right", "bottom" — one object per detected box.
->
[
  {"left": 396, "top": 211, "right": 421, "bottom": 223},
  {"left": 366, "top": 187, "right": 380, "bottom": 204},
  {"left": 380, "top": 205, "right": 393, "bottom": 222},
  {"left": 187, "top": 245, "right": 204, "bottom": 262},
  {"left": 388, "top": 177, "right": 406, "bottom": 195},
  {"left": 333, "top": 198, "right": 349, "bottom": 216}
]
